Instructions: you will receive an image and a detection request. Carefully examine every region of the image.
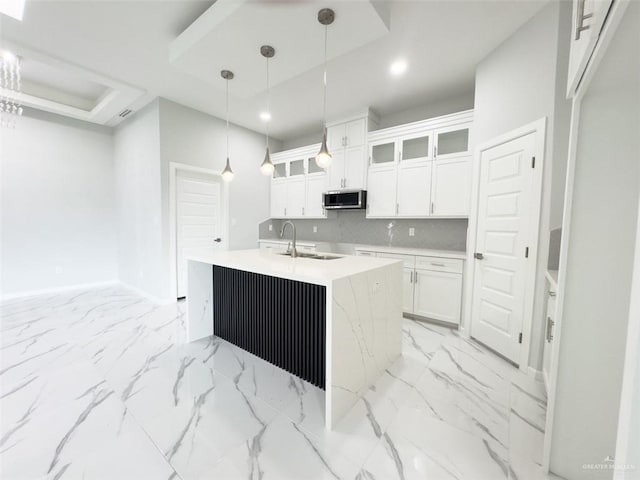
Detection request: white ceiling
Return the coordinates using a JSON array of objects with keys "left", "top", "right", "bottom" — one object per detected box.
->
[{"left": 1, "top": 0, "right": 547, "bottom": 141}]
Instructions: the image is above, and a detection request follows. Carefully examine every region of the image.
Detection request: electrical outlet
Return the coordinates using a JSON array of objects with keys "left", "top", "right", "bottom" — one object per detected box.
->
[
  {"left": 409, "top": 227, "right": 415, "bottom": 237},
  {"left": 268, "top": 224, "right": 273, "bottom": 232},
  {"left": 313, "top": 226, "right": 318, "bottom": 233}
]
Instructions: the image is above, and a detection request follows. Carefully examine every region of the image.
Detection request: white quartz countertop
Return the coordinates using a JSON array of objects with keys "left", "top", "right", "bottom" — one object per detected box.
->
[
  {"left": 353, "top": 244, "right": 467, "bottom": 260},
  {"left": 187, "top": 249, "right": 402, "bottom": 286}
]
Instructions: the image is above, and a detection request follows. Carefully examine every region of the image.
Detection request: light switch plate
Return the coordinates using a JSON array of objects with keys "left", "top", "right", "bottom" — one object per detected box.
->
[
  {"left": 409, "top": 227, "right": 415, "bottom": 237},
  {"left": 269, "top": 224, "right": 273, "bottom": 231},
  {"left": 313, "top": 226, "right": 318, "bottom": 233}
]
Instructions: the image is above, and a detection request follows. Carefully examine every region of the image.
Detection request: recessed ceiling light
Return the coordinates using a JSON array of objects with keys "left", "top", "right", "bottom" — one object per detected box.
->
[
  {"left": 390, "top": 59, "right": 408, "bottom": 76},
  {"left": 260, "top": 111, "right": 271, "bottom": 122},
  {"left": 0, "top": 0, "right": 26, "bottom": 21}
]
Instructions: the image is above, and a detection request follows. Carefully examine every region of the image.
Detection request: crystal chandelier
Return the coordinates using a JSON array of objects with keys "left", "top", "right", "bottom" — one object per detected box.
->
[{"left": 0, "top": 51, "right": 23, "bottom": 128}]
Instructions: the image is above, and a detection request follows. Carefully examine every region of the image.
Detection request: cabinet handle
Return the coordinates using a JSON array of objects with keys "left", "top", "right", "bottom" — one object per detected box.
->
[
  {"left": 398, "top": 151, "right": 401, "bottom": 162},
  {"left": 414, "top": 272, "right": 418, "bottom": 284},
  {"left": 430, "top": 262, "right": 446, "bottom": 267},
  {"left": 434, "top": 145, "right": 437, "bottom": 158},
  {"left": 302, "top": 207, "right": 305, "bottom": 216},
  {"left": 430, "top": 202, "right": 434, "bottom": 214},
  {"left": 575, "top": 0, "right": 593, "bottom": 40},
  {"left": 409, "top": 271, "right": 413, "bottom": 283},
  {"left": 549, "top": 290, "right": 557, "bottom": 297},
  {"left": 396, "top": 203, "right": 399, "bottom": 215},
  {"left": 284, "top": 207, "right": 287, "bottom": 216}
]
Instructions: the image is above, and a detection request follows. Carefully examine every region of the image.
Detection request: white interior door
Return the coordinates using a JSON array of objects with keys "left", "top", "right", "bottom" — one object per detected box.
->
[
  {"left": 176, "top": 170, "right": 223, "bottom": 298},
  {"left": 471, "top": 132, "right": 536, "bottom": 363}
]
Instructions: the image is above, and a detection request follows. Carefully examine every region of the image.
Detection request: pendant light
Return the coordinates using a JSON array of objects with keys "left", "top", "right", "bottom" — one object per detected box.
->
[
  {"left": 220, "top": 69, "right": 235, "bottom": 182},
  {"left": 260, "top": 45, "right": 275, "bottom": 176},
  {"left": 315, "top": 8, "right": 335, "bottom": 169}
]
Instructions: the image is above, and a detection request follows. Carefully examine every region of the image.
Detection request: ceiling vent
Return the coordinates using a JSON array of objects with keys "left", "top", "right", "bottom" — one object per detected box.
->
[{"left": 118, "top": 108, "right": 133, "bottom": 118}]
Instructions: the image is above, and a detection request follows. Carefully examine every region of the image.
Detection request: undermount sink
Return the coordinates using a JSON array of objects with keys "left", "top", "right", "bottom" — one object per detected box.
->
[{"left": 278, "top": 251, "right": 342, "bottom": 260}]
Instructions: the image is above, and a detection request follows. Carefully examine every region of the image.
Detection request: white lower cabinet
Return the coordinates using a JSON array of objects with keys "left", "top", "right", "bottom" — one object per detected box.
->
[
  {"left": 371, "top": 249, "right": 464, "bottom": 326},
  {"left": 412, "top": 269, "right": 462, "bottom": 324},
  {"left": 402, "top": 268, "right": 415, "bottom": 312}
]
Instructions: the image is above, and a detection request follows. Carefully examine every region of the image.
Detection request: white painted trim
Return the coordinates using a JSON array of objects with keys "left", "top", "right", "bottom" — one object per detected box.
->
[
  {"left": 367, "top": 110, "right": 474, "bottom": 142},
  {"left": 0, "top": 281, "right": 118, "bottom": 302},
  {"left": 168, "top": 162, "right": 229, "bottom": 300},
  {"left": 528, "top": 366, "right": 544, "bottom": 382},
  {"left": 464, "top": 117, "right": 547, "bottom": 371},
  {"left": 542, "top": 3, "right": 632, "bottom": 472},
  {"left": 1, "top": 41, "right": 145, "bottom": 126},
  {"left": 613, "top": 165, "right": 640, "bottom": 479},
  {"left": 118, "top": 282, "right": 175, "bottom": 306}
]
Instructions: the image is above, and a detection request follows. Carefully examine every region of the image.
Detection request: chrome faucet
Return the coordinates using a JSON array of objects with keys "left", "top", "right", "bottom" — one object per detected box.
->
[{"left": 280, "top": 221, "right": 297, "bottom": 258}]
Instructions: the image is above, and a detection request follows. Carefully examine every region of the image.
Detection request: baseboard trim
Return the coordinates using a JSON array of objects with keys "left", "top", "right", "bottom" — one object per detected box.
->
[
  {"left": 118, "top": 282, "right": 176, "bottom": 305},
  {"left": 1, "top": 280, "right": 119, "bottom": 302},
  {"left": 528, "top": 366, "right": 545, "bottom": 382}
]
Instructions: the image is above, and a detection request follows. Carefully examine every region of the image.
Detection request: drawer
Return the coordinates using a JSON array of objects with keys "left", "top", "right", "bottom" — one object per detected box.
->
[
  {"left": 376, "top": 252, "right": 415, "bottom": 269},
  {"left": 356, "top": 250, "right": 377, "bottom": 257},
  {"left": 415, "top": 256, "right": 463, "bottom": 274}
]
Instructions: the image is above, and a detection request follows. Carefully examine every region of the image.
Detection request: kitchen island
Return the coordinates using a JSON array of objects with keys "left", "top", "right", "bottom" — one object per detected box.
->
[{"left": 185, "top": 249, "right": 402, "bottom": 428}]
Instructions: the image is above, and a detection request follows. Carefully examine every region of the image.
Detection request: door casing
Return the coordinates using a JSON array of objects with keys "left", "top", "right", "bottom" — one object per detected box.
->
[
  {"left": 464, "top": 118, "right": 547, "bottom": 371},
  {"left": 169, "top": 162, "right": 229, "bottom": 301}
]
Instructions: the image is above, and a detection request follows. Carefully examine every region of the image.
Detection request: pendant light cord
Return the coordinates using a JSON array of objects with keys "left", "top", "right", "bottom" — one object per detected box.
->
[
  {"left": 322, "top": 24, "right": 328, "bottom": 130},
  {"left": 266, "top": 56, "right": 270, "bottom": 150},
  {"left": 226, "top": 77, "right": 229, "bottom": 159}
]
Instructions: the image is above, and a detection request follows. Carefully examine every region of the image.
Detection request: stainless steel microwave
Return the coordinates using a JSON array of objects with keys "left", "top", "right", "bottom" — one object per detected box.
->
[{"left": 322, "top": 190, "right": 367, "bottom": 210}]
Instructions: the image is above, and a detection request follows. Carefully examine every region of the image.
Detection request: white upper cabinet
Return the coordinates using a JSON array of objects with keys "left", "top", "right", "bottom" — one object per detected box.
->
[
  {"left": 325, "top": 114, "right": 376, "bottom": 190},
  {"left": 270, "top": 146, "right": 327, "bottom": 219},
  {"left": 434, "top": 125, "right": 470, "bottom": 159},
  {"left": 286, "top": 177, "right": 306, "bottom": 218},
  {"left": 344, "top": 147, "right": 366, "bottom": 189},
  {"left": 366, "top": 110, "right": 473, "bottom": 219},
  {"left": 270, "top": 180, "right": 287, "bottom": 218},
  {"left": 400, "top": 132, "right": 432, "bottom": 163},
  {"left": 367, "top": 166, "right": 397, "bottom": 218},
  {"left": 431, "top": 156, "right": 471, "bottom": 217},
  {"left": 567, "top": 0, "right": 614, "bottom": 97},
  {"left": 397, "top": 162, "right": 432, "bottom": 217},
  {"left": 327, "top": 149, "right": 345, "bottom": 190}
]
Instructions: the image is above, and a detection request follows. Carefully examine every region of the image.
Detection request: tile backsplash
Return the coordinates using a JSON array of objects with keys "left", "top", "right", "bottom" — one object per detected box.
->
[{"left": 258, "top": 211, "right": 467, "bottom": 251}]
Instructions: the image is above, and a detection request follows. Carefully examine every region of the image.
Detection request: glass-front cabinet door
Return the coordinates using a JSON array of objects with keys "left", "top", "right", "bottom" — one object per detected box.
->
[
  {"left": 307, "top": 157, "right": 325, "bottom": 175},
  {"left": 289, "top": 159, "right": 305, "bottom": 177},
  {"left": 434, "top": 125, "right": 470, "bottom": 158},
  {"left": 369, "top": 139, "right": 396, "bottom": 166},
  {"left": 400, "top": 133, "right": 431, "bottom": 163},
  {"left": 273, "top": 162, "right": 287, "bottom": 180}
]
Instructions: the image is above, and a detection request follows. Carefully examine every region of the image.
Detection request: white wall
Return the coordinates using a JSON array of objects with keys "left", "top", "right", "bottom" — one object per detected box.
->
[
  {"left": 552, "top": 4, "right": 640, "bottom": 478},
  {"left": 1, "top": 109, "right": 116, "bottom": 296},
  {"left": 158, "top": 99, "right": 276, "bottom": 252},
  {"left": 113, "top": 100, "right": 165, "bottom": 299},
  {"left": 473, "top": 0, "right": 571, "bottom": 369}
]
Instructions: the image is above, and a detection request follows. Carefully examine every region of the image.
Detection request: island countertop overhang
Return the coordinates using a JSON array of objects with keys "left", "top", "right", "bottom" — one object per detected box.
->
[{"left": 187, "top": 249, "right": 403, "bottom": 286}]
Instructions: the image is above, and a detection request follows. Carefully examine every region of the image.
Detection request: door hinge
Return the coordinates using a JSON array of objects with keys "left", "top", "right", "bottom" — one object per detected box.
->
[
  {"left": 531, "top": 156, "right": 536, "bottom": 168},
  {"left": 525, "top": 247, "right": 529, "bottom": 258},
  {"left": 518, "top": 332, "right": 523, "bottom": 344}
]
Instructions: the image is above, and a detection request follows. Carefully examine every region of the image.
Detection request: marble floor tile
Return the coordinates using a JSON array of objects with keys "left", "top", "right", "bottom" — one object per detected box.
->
[{"left": 0, "top": 286, "right": 555, "bottom": 480}]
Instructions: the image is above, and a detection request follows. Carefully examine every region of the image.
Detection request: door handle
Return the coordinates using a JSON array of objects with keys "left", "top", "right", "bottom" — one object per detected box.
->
[
  {"left": 474, "top": 253, "right": 484, "bottom": 260},
  {"left": 214, "top": 238, "right": 222, "bottom": 243}
]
